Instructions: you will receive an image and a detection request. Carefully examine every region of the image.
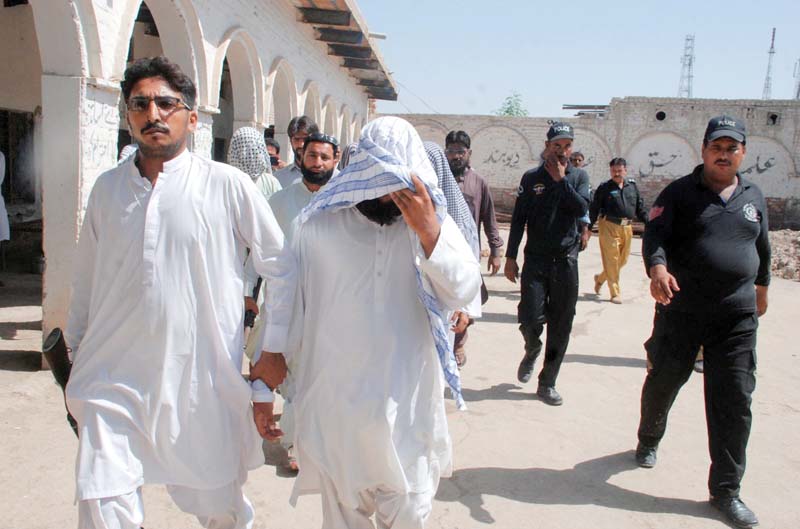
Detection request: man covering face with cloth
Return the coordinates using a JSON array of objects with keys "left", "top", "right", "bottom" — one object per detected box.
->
[{"left": 254, "top": 116, "right": 480, "bottom": 529}]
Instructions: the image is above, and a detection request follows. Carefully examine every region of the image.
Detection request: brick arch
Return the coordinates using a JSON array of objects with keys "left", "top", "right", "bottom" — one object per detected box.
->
[
  {"left": 212, "top": 27, "right": 264, "bottom": 128},
  {"left": 300, "top": 81, "right": 322, "bottom": 125},
  {"left": 112, "top": 0, "right": 207, "bottom": 103},
  {"left": 265, "top": 57, "right": 299, "bottom": 156},
  {"left": 322, "top": 96, "right": 338, "bottom": 136}
]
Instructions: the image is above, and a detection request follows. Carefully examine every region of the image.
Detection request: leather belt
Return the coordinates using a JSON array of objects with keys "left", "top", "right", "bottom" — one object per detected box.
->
[{"left": 603, "top": 215, "right": 632, "bottom": 226}]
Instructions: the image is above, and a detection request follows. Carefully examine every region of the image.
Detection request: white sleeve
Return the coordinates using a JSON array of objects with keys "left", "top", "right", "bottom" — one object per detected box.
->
[
  {"left": 416, "top": 216, "right": 481, "bottom": 312},
  {"left": 64, "top": 187, "right": 99, "bottom": 358},
  {"left": 229, "top": 170, "right": 297, "bottom": 352}
]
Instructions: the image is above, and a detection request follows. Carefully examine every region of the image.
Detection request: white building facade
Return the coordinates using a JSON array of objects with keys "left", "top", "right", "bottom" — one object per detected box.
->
[{"left": 0, "top": 0, "right": 395, "bottom": 336}]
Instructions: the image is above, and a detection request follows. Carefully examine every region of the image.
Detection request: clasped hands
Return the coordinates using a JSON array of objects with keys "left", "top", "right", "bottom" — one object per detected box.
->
[{"left": 250, "top": 351, "right": 287, "bottom": 441}]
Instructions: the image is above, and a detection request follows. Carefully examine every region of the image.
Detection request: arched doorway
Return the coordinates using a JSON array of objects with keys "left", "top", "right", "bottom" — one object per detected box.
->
[
  {"left": 322, "top": 96, "right": 337, "bottom": 137},
  {"left": 211, "top": 29, "right": 263, "bottom": 161},
  {"left": 266, "top": 58, "right": 298, "bottom": 164},
  {"left": 301, "top": 81, "right": 322, "bottom": 126}
]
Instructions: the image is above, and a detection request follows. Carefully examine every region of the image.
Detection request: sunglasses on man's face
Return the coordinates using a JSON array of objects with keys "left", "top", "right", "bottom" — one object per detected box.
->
[{"left": 127, "top": 96, "right": 191, "bottom": 114}]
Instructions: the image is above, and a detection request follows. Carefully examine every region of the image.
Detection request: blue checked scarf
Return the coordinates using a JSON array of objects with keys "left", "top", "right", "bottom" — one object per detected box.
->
[
  {"left": 424, "top": 141, "right": 480, "bottom": 261},
  {"left": 297, "top": 116, "right": 464, "bottom": 406}
]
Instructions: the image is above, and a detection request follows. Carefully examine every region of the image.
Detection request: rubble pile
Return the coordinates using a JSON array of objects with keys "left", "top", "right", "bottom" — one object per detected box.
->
[{"left": 770, "top": 230, "right": 800, "bottom": 282}]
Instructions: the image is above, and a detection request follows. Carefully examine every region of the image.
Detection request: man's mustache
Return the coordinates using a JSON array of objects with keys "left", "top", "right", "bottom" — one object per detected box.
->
[{"left": 141, "top": 122, "right": 170, "bottom": 134}]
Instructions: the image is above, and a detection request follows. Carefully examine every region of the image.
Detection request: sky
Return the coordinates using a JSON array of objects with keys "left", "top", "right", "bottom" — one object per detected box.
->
[{"left": 357, "top": 0, "right": 800, "bottom": 117}]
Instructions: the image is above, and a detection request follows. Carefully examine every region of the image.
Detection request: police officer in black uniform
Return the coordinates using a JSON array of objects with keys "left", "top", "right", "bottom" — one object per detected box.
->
[
  {"left": 636, "top": 116, "right": 770, "bottom": 529},
  {"left": 589, "top": 158, "right": 648, "bottom": 303},
  {"left": 504, "top": 123, "right": 590, "bottom": 406}
]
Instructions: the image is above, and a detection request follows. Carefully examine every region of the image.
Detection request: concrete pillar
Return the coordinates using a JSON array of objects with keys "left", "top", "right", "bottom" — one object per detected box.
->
[
  {"left": 232, "top": 120, "right": 259, "bottom": 132},
  {"left": 275, "top": 132, "right": 291, "bottom": 165},
  {"left": 41, "top": 75, "right": 120, "bottom": 337},
  {"left": 193, "top": 106, "right": 218, "bottom": 159}
]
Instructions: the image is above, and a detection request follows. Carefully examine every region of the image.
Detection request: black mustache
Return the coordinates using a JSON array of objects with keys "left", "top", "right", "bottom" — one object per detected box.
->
[{"left": 142, "top": 122, "right": 169, "bottom": 134}]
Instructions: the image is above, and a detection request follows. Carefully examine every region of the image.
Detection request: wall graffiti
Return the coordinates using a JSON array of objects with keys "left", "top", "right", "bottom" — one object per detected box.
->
[
  {"left": 81, "top": 96, "right": 120, "bottom": 173},
  {"left": 483, "top": 150, "right": 520, "bottom": 168},
  {"left": 626, "top": 133, "right": 698, "bottom": 181},
  {"left": 638, "top": 152, "right": 681, "bottom": 178},
  {"left": 741, "top": 155, "right": 776, "bottom": 176}
]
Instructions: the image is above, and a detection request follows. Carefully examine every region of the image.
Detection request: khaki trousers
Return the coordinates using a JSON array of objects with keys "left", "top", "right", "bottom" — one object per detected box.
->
[{"left": 595, "top": 218, "right": 633, "bottom": 299}]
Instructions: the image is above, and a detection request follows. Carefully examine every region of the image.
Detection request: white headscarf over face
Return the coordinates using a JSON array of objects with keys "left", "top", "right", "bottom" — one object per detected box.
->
[
  {"left": 298, "top": 116, "right": 464, "bottom": 405},
  {"left": 227, "top": 127, "right": 271, "bottom": 181}
]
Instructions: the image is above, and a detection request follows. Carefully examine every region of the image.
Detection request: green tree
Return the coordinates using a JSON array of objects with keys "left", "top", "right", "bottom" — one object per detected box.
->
[{"left": 494, "top": 92, "right": 528, "bottom": 117}]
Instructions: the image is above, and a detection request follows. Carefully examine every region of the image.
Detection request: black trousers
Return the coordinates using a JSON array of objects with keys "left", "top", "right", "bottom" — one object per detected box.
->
[
  {"left": 517, "top": 252, "right": 579, "bottom": 387},
  {"left": 638, "top": 308, "right": 758, "bottom": 498}
]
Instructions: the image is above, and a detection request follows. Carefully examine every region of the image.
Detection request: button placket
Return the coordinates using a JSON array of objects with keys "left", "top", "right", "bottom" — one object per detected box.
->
[{"left": 374, "top": 227, "right": 387, "bottom": 312}]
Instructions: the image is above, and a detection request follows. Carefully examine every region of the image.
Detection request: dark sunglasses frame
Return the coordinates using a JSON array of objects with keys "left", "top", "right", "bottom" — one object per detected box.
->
[{"left": 127, "top": 96, "right": 192, "bottom": 113}]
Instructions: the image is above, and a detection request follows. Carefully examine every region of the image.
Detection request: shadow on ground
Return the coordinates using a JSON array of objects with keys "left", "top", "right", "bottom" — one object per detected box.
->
[
  {"left": 0, "top": 350, "right": 41, "bottom": 371},
  {"left": 0, "top": 319, "right": 41, "bottom": 340},
  {"left": 479, "top": 312, "right": 517, "bottom": 325},
  {"left": 462, "top": 383, "right": 529, "bottom": 402},
  {"left": 436, "top": 451, "right": 720, "bottom": 525},
  {"left": 564, "top": 353, "right": 647, "bottom": 369}
]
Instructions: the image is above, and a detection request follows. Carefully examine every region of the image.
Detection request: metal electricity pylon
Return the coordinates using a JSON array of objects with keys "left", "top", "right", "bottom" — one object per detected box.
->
[
  {"left": 678, "top": 34, "right": 695, "bottom": 98},
  {"left": 762, "top": 28, "right": 776, "bottom": 100}
]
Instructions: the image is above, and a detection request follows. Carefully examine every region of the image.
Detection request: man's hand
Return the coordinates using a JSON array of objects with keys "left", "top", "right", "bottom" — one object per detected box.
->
[
  {"left": 504, "top": 258, "right": 519, "bottom": 283},
  {"left": 649, "top": 264, "right": 680, "bottom": 305},
  {"left": 390, "top": 173, "right": 440, "bottom": 258},
  {"left": 580, "top": 226, "right": 591, "bottom": 251},
  {"left": 244, "top": 296, "right": 259, "bottom": 316},
  {"left": 253, "top": 402, "right": 283, "bottom": 441},
  {"left": 276, "top": 160, "right": 288, "bottom": 170},
  {"left": 249, "top": 352, "right": 287, "bottom": 389},
  {"left": 544, "top": 153, "right": 568, "bottom": 182},
  {"left": 488, "top": 255, "right": 501, "bottom": 275},
  {"left": 450, "top": 311, "right": 470, "bottom": 334},
  {"left": 756, "top": 285, "right": 768, "bottom": 317}
]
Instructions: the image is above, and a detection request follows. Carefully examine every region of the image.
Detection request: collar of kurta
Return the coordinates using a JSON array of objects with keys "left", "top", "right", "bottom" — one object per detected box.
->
[{"left": 132, "top": 148, "right": 192, "bottom": 183}]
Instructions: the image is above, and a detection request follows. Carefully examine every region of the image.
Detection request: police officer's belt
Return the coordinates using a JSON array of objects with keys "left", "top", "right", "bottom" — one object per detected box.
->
[{"left": 603, "top": 216, "right": 632, "bottom": 226}]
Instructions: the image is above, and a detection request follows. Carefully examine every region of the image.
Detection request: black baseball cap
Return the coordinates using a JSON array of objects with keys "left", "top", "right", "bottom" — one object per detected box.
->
[
  {"left": 704, "top": 115, "right": 746, "bottom": 143},
  {"left": 547, "top": 122, "right": 574, "bottom": 141}
]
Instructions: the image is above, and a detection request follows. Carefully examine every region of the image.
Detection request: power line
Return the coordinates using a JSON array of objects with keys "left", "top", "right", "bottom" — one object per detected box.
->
[{"left": 393, "top": 78, "right": 441, "bottom": 114}]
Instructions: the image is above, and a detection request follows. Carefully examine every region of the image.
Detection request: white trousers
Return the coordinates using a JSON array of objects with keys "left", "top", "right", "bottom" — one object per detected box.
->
[
  {"left": 77, "top": 480, "right": 254, "bottom": 529},
  {"left": 319, "top": 475, "right": 434, "bottom": 529}
]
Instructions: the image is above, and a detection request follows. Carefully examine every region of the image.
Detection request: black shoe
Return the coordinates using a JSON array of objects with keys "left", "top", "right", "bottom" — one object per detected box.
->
[
  {"left": 536, "top": 385, "right": 563, "bottom": 406},
  {"left": 710, "top": 496, "right": 759, "bottom": 528},
  {"left": 635, "top": 443, "right": 657, "bottom": 468},
  {"left": 517, "top": 354, "right": 536, "bottom": 383}
]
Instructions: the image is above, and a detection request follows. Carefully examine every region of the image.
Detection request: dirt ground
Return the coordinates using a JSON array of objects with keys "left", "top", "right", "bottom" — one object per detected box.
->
[{"left": 1, "top": 234, "right": 799, "bottom": 529}]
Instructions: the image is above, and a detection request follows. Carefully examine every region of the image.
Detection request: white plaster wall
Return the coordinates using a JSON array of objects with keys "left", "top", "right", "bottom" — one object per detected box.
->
[
  {"left": 14, "top": 0, "right": 376, "bottom": 336},
  {"left": 397, "top": 97, "right": 800, "bottom": 207},
  {"left": 0, "top": 5, "right": 42, "bottom": 112},
  {"left": 193, "top": 0, "right": 369, "bottom": 123}
]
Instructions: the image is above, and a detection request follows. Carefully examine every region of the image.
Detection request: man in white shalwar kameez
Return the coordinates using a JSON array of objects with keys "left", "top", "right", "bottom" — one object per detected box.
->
[
  {"left": 254, "top": 117, "right": 480, "bottom": 528},
  {"left": 65, "top": 57, "right": 293, "bottom": 529},
  {"left": 246, "top": 132, "right": 340, "bottom": 470}
]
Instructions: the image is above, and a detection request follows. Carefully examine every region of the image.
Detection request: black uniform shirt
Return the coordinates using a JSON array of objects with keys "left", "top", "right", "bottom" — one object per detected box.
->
[
  {"left": 643, "top": 164, "right": 771, "bottom": 315},
  {"left": 589, "top": 178, "right": 648, "bottom": 227},
  {"left": 506, "top": 164, "right": 590, "bottom": 259}
]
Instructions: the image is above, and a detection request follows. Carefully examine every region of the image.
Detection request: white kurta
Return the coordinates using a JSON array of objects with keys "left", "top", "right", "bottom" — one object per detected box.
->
[
  {"left": 65, "top": 150, "right": 294, "bottom": 501},
  {"left": 268, "top": 179, "right": 316, "bottom": 240},
  {"left": 0, "top": 152, "right": 9, "bottom": 242},
  {"left": 242, "top": 179, "right": 315, "bottom": 362},
  {"left": 285, "top": 207, "right": 480, "bottom": 508}
]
